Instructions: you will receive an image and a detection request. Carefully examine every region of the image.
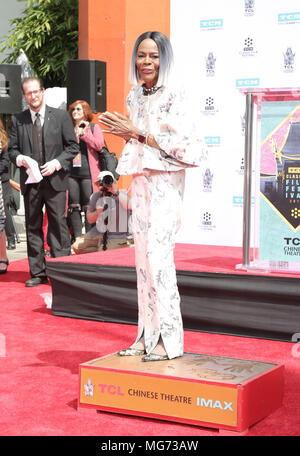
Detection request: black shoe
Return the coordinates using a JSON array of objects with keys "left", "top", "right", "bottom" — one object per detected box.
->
[
  {"left": 0, "top": 260, "right": 9, "bottom": 274},
  {"left": 25, "top": 277, "right": 48, "bottom": 287},
  {"left": 7, "top": 241, "right": 16, "bottom": 250}
]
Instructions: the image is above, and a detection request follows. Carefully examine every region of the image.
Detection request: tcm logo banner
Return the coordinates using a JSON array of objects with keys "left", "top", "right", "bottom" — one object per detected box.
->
[
  {"left": 200, "top": 19, "right": 223, "bottom": 30},
  {"left": 278, "top": 12, "right": 300, "bottom": 24},
  {"left": 233, "top": 196, "right": 255, "bottom": 207},
  {"left": 205, "top": 136, "right": 221, "bottom": 146},
  {"left": 236, "top": 78, "right": 260, "bottom": 87}
]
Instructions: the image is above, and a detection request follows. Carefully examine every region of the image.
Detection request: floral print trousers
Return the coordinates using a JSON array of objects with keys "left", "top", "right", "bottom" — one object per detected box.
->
[{"left": 131, "top": 169, "right": 185, "bottom": 359}]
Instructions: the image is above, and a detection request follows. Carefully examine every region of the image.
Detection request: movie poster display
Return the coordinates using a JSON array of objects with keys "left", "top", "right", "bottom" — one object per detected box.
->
[{"left": 250, "top": 89, "right": 300, "bottom": 272}]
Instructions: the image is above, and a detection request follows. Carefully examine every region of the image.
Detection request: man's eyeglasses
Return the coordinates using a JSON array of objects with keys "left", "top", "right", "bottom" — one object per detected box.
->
[
  {"left": 71, "top": 107, "right": 83, "bottom": 111},
  {"left": 23, "top": 89, "right": 42, "bottom": 97}
]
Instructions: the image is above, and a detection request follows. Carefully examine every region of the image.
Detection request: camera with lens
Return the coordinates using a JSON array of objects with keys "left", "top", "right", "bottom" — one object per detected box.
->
[
  {"left": 98, "top": 146, "right": 119, "bottom": 186},
  {"left": 97, "top": 171, "right": 115, "bottom": 187},
  {"left": 96, "top": 145, "right": 119, "bottom": 196}
]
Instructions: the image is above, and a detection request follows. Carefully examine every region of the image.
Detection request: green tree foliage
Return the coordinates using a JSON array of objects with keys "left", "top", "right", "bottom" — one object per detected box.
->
[{"left": 0, "top": 0, "right": 78, "bottom": 87}]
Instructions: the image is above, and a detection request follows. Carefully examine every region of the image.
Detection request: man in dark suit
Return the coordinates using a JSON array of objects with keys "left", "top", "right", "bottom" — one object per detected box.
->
[{"left": 9, "top": 77, "right": 79, "bottom": 287}]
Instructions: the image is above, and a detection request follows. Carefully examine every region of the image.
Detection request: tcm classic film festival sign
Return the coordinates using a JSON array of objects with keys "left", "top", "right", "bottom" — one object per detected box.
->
[{"left": 259, "top": 91, "right": 300, "bottom": 270}]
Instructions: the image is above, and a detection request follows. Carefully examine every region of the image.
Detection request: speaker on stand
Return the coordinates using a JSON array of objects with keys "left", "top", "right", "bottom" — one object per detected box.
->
[{"left": 66, "top": 60, "right": 107, "bottom": 112}]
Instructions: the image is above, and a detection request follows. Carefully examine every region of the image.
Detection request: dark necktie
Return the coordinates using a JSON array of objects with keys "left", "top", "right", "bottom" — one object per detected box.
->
[
  {"left": 35, "top": 112, "right": 41, "bottom": 129},
  {"left": 32, "top": 112, "right": 43, "bottom": 165}
]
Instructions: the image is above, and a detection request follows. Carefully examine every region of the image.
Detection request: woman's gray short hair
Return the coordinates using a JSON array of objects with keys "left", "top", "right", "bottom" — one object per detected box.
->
[{"left": 129, "top": 31, "right": 174, "bottom": 87}]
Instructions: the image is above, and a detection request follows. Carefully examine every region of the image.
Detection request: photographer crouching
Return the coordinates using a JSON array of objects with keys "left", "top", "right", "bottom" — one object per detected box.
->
[{"left": 72, "top": 169, "right": 132, "bottom": 255}]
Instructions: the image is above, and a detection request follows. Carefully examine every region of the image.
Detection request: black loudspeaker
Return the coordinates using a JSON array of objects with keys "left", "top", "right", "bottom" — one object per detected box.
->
[
  {"left": 0, "top": 64, "right": 22, "bottom": 114},
  {"left": 66, "top": 60, "right": 107, "bottom": 112}
]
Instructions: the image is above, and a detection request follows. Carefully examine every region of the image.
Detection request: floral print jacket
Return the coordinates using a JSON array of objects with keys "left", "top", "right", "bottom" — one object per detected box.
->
[{"left": 116, "top": 85, "right": 207, "bottom": 175}]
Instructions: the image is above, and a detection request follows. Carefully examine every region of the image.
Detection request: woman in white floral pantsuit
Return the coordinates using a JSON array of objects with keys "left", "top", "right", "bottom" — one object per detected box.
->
[
  {"left": 132, "top": 170, "right": 185, "bottom": 359},
  {"left": 100, "top": 31, "right": 207, "bottom": 361}
]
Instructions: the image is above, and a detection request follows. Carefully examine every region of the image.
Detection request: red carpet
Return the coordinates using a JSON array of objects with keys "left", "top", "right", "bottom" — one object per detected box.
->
[
  {"left": 47, "top": 243, "right": 300, "bottom": 278},
  {"left": 0, "top": 257, "right": 300, "bottom": 436}
]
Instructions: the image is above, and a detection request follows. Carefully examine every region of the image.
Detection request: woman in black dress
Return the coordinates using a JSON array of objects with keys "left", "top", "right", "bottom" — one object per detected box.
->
[
  {"left": 67, "top": 100, "right": 105, "bottom": 242},
  {"left": 0, "top": 119, "right": 9, "bottom": 273}
]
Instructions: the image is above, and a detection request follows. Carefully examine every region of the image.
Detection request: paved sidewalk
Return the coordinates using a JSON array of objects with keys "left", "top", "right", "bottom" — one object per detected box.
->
[
  {"left": 6, "top": 210, "right": 27, "bottom": 262},
  {"left": 6, "top": 232, "right": 28, "bottom": 263}
]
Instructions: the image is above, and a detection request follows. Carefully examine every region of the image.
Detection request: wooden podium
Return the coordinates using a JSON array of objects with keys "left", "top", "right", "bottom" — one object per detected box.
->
[{"left": 79, "top": 352, "right": 284, "bottom": 433}]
